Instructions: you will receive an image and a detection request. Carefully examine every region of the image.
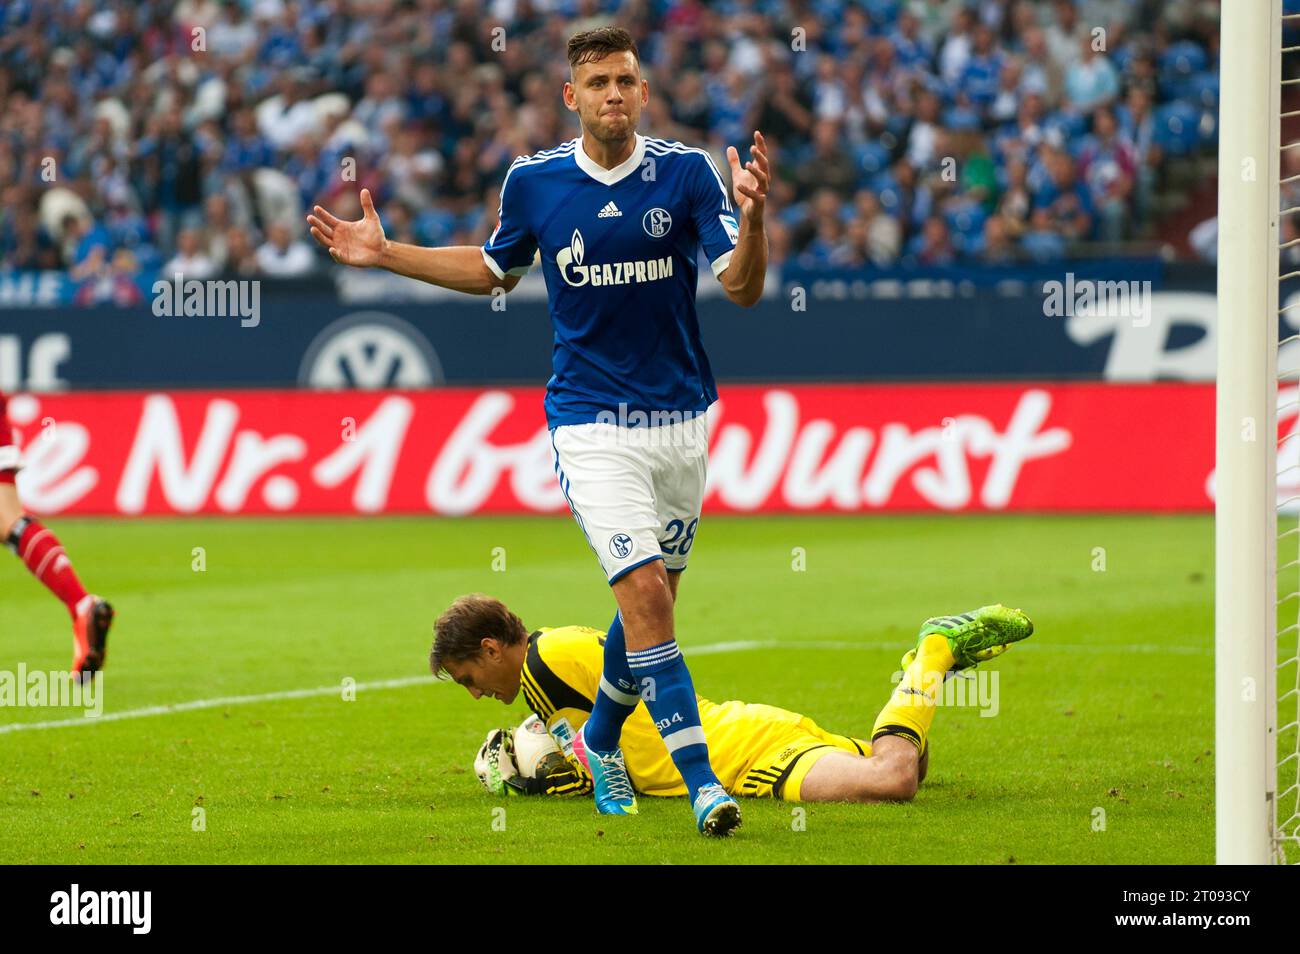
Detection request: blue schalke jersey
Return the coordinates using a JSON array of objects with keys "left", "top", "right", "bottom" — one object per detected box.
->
[{"left": 481, "top": 134, "right": 740, "bottom": 429}]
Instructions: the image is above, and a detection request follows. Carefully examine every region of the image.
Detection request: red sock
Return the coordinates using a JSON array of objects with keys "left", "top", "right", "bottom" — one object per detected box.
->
[{"left": 10, "top": 518, "right": 88, "bottom": 618}]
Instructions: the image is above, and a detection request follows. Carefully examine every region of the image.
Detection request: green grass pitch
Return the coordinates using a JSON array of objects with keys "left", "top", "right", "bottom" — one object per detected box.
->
[{"left": 0, "top": 513, "right": 1219, "bottom": 864}]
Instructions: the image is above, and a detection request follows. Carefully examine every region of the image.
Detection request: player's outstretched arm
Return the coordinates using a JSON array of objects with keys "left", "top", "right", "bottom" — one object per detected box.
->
[
  {"left": 720, "top": 129, "right": 770, "bottom": 308},
  {"left": 306, "top": 188, "right": 516, "bottom": 296}
]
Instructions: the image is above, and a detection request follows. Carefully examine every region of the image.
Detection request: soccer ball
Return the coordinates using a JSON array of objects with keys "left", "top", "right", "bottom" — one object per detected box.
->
[
  {"left": 511, "top": 714, "right": 565, "bottom": 779},
  {"left": 474, "top": 715, "right": 574, "bottom": 795}
]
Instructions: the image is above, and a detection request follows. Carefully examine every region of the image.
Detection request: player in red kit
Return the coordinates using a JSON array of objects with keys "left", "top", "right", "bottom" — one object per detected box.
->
[{"left": 1, "top": 392, "right": 113, "bottom": 677}]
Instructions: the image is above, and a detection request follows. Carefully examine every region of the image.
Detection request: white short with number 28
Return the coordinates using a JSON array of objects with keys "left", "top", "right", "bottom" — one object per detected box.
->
[{"left": 549, "top": 414, "right": 708, "bottom": 584}]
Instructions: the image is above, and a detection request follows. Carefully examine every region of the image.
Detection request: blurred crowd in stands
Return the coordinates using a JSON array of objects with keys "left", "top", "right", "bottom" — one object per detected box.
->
[{"left": 0, "top": 0, "right": 1221, "bottom": 297}]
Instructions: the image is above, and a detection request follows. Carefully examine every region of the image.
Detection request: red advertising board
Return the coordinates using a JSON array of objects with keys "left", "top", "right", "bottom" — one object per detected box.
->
[{"left": 2, "top": 383, "right": 1230, "bottom": 515}]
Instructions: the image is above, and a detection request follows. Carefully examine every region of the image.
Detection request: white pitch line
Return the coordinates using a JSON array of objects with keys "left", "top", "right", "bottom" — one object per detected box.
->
[
  {"left": 0, "top": 637, "right": 1211, "bottom": 735},
  {"left": 690, "top": 639, "right": 868, "bottom": 655},
  {"left": 0, "top": 674, "right": 437, "bottom": 735},
  {"left": 691, "top": 640, "right": 1211, "bottom": 657}
]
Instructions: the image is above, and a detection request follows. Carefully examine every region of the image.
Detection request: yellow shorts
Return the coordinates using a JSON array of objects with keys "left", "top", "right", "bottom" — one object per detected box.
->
[{"left": 704, "top": 701, "right": 870, "bottom": 802}]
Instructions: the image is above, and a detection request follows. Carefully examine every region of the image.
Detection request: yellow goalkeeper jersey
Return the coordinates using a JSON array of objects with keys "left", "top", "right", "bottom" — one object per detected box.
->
[{"left": 519, "top": 625, "right": 871, "bottom": 800}]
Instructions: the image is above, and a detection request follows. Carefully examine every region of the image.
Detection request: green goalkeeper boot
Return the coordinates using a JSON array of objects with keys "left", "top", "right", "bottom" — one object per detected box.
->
[{"left": 901, "top": 604, "right": 1034, "bottom": 672}]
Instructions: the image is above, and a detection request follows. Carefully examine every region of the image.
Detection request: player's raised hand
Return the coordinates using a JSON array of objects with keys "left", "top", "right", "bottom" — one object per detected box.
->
[
  {"left": 306, "top": 188, "right": 386, "bottom": 267},
  {"left": 726, "top": 130, "right": 770, "bottom": 222}
]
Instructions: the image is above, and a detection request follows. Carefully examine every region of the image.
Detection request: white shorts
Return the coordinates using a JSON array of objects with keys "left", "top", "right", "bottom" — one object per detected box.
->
[{"left": 549, "top": 415, "right": 709, "bottom": 584}]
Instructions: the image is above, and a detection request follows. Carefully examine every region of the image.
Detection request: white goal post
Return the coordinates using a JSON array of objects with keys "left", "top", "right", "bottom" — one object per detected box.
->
[{"left": 1216, "top": 0, "right": 1288, "bottom": 865}]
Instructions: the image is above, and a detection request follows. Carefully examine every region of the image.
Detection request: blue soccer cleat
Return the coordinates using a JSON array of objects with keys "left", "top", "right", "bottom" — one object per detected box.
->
[
  {"left": 693, "top": 782, "right": 741, "bottom": 837},
  {"left": 573, "top": 724, "right": 638, "bottom": 815}
]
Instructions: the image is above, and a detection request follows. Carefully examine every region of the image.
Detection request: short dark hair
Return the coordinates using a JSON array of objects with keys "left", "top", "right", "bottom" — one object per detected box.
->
[
  {"left": 430, "top": 593, "right": 528, "bottom": 677},
  {"left": 567, "top": 26, "right": 640, "bottom": 72}
]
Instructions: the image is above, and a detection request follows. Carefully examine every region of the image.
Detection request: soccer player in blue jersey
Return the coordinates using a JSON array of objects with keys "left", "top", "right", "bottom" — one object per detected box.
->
[{"left": 308, "top": 26, "right": 770, "bottom": 836}]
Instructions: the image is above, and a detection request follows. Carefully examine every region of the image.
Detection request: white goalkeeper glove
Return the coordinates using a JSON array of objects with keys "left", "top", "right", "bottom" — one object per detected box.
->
[
  {"left": 473, "top": 723, "right": 592, "bottom": 797},
  {"left": 474, "top": 727, "right": 529, "bottom": 797}
]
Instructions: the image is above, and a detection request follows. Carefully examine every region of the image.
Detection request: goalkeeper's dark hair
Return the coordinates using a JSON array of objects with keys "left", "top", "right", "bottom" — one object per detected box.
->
[
  {"left": 430, "top": 593, "right": 529, "bottom": 677},
  {"left": 567, "top": 26, "right": 640, "bottom": 72}
]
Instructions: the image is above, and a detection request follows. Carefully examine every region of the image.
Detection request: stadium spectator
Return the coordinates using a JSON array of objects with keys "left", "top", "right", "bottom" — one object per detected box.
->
[
  {"left": 747, "top": 60, "right": 813, "bottom": 151},
  {"left": 889, "top": 8, "right": 934, "bottom": 74},
  {"left": 792, "top": 120, "right": 858, "bottom": 201},
  {"left": 790, "top": 188, "right": 846, "bottom": 253},
  {"left": 853, "top": 189, "right": 903, "bottom": 266},
  {"left": 258, "top": 70, "right": 324, "bottom": 153},
  {"left": 352, "top": 71, "right": 408, "bottom": 140},
  {"left": 174, "top": 0, "right": 222, "bottom": 27},
  {"left": 910, "top": 0, "right": 969, "bottom": 50},
  {"left": 988, "top": 54, "right": 1025, "bottom": 126},
  {"left": 938, "top": 6, "right": 977, "bottom": 87},
  {"left": 222, "top": 109, "right": 276, "bottom": 174},
  {"left": 810, "top": 53, "right": 847, "bottom": 122},
  {"left": 220, "top": 226, "right": 260, "bottom": 277},
  {"left": 1117, "top": 85, "right": 1161, "bottom": 221},
  {"left": 670, "top": 70, "right": 712, "bottom": 138},
  {"left": 1077, "top": 107, "right": 1137, "bottom": 242},
  {"left": 905, "top": 87, "right": 944, "bottom": 171},
  {"left": 1045, "top": 0, "right": 1087, "bottom": 72},
  {"left": 2, "top": 204, "right": 58, "bottom": 271},
  {"left": 134, "top": 107, "right": 204, "bottom": 249},
  {"left": 0, "top": 0, "right": 1221, "bottom": 282},
  {"left": 1033, "top": 147, "right": 1094, "bottom": 242},
  {"left": 382, "top": 125, "right": 444, "bottom": 211},
  {"left": 836, "top": 219, "right": 874, "bottom": 268},
  {"left": 883, "top": 158, "right": 934, "bottom": 233},
  {"left": 201, "top": 193, "right": 234, "bottom": 269},
  {"left": 997, "top": 155, "right": 1034, "bottom": 240},
  {"left": 63, "top": 214, "right": 111, "bottom": 282},
  {"left": 976, "top": 214, "right": 1020, "bottom": 264},
  {"left": 1080, "top": 0, "right": 1140, "bottom": 32},
  {"left": 1018, "top": 25, "right": 1063, "bottom": 101},
  {"left": 255, "top": 221, "right": 314, "bottom": 277},
  {"left": 951, "top": 129, "right": 997, "bottom": 213},
  {"left": 284, "top": 133, "right": 334, "bottom": 213},
  {"left": 205, "top": 3, "right": 260, "bottom": 64},
  {"left": 906, "top": 215, "right": 957, "bottom": 267},
  {"left": 960, "top": 23, "right": 1004, "bottom": 111},
  {"left": 1064, "top": 33, "right": 1121, "bottom": 115},
  {"left": 798, "top": 216, "right": 849, "bottom": 270},
  {"left": 73, "top": 247, "right": 145, "bottom": 307},
  {"left": 162, "top": 227, "right": 219, "bottom": 280}
]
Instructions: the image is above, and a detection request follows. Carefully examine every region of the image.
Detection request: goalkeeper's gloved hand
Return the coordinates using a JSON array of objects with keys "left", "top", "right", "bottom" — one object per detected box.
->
[
  {"left": 527, "top": 751, "right": 592, "bottom": 797},
  {"left": 474, "top": 728, "right": 593, "bottom": 797},
  {"left": 474, "top": 727, "right": 530, "bottom": 797}
]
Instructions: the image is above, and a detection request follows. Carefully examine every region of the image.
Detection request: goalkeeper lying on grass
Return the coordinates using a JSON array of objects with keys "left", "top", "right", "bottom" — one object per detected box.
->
[{"left": 431, "top": 594, "right": 1033, "bottom": 805}]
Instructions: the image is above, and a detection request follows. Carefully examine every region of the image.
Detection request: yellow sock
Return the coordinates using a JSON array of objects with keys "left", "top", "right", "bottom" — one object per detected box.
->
[{"left": 870, "top": 634, "right": 956, "bottom": 752}]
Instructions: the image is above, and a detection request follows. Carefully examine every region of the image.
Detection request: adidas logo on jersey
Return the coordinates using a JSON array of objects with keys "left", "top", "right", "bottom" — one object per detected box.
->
[{"left": 597, "top": 201, "right": 622, "bottom": 218}]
